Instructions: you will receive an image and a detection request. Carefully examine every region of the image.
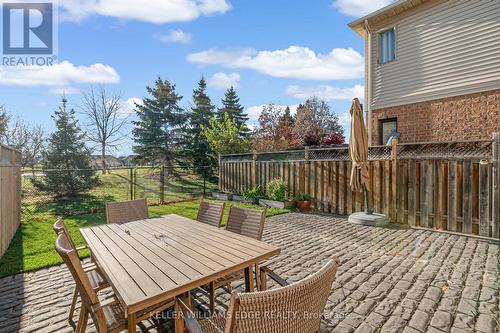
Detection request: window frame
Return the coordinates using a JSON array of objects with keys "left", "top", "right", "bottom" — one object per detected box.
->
[
  {"left": 377, "top": 26, "right": 397, "bottom": 65},
  {"left": 378, "top": 118, "right": 398, "bottom": 145}
]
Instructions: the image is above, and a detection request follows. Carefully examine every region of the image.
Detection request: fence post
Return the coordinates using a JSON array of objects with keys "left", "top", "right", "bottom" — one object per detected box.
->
[
  {"left": 391, "top": 138, "right": 398, "bottom": 223},
  {"left": 218, "top": 154, "right": 222, "bottom": 191},
  {"left": 160, "top": 165, "right": 165, "bottom": 204},
  {"left": 129, "top": 167, "right": 134, "bottom": 200},
  {"left": 304, "top": 146, "right": 310, "bottom": 196},
  {"left": 203, "top": 167, "right": 207, "bottom": 198},
  {"left": 492, "top": 132, "right": 500, "bottom": 238},
  {"left": 252, "top": 151, "right": 257, "bottom": 186}
]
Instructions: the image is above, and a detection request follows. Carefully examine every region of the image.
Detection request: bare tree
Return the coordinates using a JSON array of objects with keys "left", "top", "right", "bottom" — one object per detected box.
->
[
  {"left": 0, "top": 109, "right": 46, "bottom": 170},
  {"left": 80, "top": 86, "right": 127, "bottom": 173},
  {"left": 0, "top": 106, "right": 9, "bottom": 140}
]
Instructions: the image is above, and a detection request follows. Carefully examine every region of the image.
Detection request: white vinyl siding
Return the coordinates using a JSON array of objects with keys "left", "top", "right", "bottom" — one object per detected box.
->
[{"left": 370, "top": 0, "right": 500, "bottom": 109}]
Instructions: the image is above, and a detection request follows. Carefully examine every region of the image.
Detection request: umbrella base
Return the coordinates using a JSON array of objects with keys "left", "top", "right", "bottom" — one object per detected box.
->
[{"left": 348, "top": 212, "right": 389, "bottom": 227}]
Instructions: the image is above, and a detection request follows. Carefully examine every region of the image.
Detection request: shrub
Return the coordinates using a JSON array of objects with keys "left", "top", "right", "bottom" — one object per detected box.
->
[
  {"left": 242, "top": 185, "right": 262, "bottom": 204},
  {"left": 321, "top": 133, "right": 345, "bottom": 145},
  {"left": 295, "top": 192, "right": 311, "bottom": 201},
  {"left": 266, "top": 179, "right": 286, "bottom": 201}
]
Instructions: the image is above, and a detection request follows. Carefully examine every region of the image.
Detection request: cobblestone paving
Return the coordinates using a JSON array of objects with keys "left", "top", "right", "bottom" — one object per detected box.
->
[{"left": 0, "top": 213, "right": 498, "bottom": 333}]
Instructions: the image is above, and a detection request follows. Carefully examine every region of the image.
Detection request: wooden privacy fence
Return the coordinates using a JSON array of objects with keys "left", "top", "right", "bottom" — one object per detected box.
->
[
  {"left": 0, "top": 144, "right": 22, "bottom": 257},
  {"left": 219, "top": 133, "right": 500, "bottom": 239}
]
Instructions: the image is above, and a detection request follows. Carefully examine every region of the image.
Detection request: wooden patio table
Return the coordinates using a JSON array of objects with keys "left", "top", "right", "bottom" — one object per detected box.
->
[{"left": 80, "top": 214, "right": 281, "bottom": 333}]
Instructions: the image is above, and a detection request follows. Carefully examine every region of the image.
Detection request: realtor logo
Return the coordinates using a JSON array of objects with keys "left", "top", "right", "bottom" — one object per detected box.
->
[{"left": 1, "top": 1, "right": 57, "bottom": 66}]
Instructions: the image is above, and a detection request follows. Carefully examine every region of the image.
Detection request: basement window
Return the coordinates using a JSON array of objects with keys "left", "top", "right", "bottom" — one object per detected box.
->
[
  {"left": 379, "top": 118, "right": 397, "bottom": 145},
  {"left": 378, "top": 27, "right": 396, "bottom": 64}
]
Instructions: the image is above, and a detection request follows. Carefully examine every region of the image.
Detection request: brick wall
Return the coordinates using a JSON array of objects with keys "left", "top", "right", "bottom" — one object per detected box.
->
[{"left": 371, "top": 89, "right": 500, "bottom": 144}]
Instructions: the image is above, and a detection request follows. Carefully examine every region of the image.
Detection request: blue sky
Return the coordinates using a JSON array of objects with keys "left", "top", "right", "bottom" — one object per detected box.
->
[{"left": 0, "top": 0, "right": 393, "bottom": 155}]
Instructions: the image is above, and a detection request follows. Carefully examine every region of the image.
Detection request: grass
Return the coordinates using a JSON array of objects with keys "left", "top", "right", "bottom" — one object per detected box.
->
[
  {"left": 22, "top": 167, "right": 220, "bottom": 215},
  {"left": 0, "top": 199, "right": 289, "bottom": 279}
]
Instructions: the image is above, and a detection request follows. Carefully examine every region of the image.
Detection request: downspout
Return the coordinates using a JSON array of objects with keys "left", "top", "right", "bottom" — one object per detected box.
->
[{"left": 364, "top": 19, "right": 373, "bottom": 146}]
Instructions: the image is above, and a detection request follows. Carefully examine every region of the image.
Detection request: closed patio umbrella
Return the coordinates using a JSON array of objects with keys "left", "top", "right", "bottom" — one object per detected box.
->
[
  {"left": 348, "top": 98, "right": 371, "bottom": 212},
  {"left": 347, "top": 98, "right": 388, "bottom": 226}
]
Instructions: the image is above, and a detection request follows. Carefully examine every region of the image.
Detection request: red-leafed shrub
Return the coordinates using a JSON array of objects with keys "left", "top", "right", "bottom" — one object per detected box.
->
[{"left": 321, "top": 133, "right": 345, "bottom": 145}]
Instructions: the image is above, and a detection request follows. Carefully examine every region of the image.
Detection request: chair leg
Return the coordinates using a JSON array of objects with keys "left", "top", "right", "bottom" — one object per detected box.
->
[
  {"left": 260, "top": 268, "right": 267, "bottom": 291},
  {"left": 69, "top": 287, "right": 79, "bottom": 321},
  {"left": 254, "top": 263, "right": 260, "bottom": 291},
  {"left": 75, "top": 306, "right": 89, "bottom": 333},
  {"left": 209, "top": 282, "right": 216, "bottom": 315}
]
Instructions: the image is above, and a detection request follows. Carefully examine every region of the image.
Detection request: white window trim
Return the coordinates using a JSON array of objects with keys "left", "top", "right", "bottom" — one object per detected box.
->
[{"left": 377, "top": 26, "right": 397, "bottom": 65}]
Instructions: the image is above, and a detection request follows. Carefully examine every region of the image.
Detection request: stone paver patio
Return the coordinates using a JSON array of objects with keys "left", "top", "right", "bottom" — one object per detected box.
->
[{"left": 0, "top": 213, "right": 498, "bottom": 333}]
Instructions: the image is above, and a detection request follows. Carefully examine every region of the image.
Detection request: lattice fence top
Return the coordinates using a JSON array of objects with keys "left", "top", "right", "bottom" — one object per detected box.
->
[
  {"left": 220, "top": 140, "right": 493, "bottom": 162},
  {"left": 397, "top": 140, "right": 492, "bottom": 160}
]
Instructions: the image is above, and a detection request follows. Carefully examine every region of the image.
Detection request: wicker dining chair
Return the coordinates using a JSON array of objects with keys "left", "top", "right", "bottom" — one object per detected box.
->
[
  {"left": 105, "top": 198, "right": 149, "bottom": 224},
  {"left": 206, "top": 206, "right": 266, "bottom": 314},
  {"left": 176, "top": 256, "right": 341, "bottom": 333},
  {"left": 196, "top": 200, "right": 225, "bottom": 228},
  {"left": 55, "top": 232, "right": 175, "bottom": 333},
  {"left": 52, "top": 218, "right": 109, "bottom": 322}
]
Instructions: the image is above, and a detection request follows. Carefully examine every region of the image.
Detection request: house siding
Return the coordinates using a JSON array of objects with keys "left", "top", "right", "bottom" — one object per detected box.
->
[
  {"left": 371, "top": 89, "right": 500, "bottom": 144},
  {"left": 370, "top": 0, "right": 500, "bottom": 110}
]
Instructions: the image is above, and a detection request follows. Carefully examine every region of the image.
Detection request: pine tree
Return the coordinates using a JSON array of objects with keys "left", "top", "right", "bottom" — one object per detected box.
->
[
  {"left": 36, "top": 97, "right": 98, "bottom": 196},
  {"left": 187, "top": 77, "right": 216, "bottom": 175},
  {"left": 132, "top": 78, "right": 187, "bottom": 166},
  {"left": 218, "top": 86, "right": 249, "bottom": 137}
]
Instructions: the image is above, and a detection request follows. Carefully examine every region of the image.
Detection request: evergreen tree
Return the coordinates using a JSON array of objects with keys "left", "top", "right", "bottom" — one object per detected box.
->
[
  {"left": 187, "top": 77, "right": 216, "bottom": 175},
  {"left": 218, "top": 86, "right": 249, "bottom": 137},
  {"left": 202, "top": 114, "right": 250, "bottom": 155},
  {"left": 132, "top": 78, "right": 187, "bottom": 166},
  {"left": 36, "top": 97, "right": 98, "bottom": 196}
]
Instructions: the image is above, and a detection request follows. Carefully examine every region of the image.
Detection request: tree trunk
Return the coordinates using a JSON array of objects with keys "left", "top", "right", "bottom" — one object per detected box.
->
[{"left": 101, "top": 144, "right": 107, "bottom": 174}]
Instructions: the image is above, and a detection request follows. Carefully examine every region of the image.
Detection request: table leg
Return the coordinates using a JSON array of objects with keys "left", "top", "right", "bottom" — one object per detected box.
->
[
  {"left": 175, "top": 292, "right": 191, "bottom": 333},
  {"left": 128, "top": 312, "right": 137, "bottom": 333},
  {"left": 244, "top": 265, "right": 254, "bottom": 292}
]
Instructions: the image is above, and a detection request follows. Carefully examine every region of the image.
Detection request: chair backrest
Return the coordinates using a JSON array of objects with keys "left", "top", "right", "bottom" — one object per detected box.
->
[
  {"left": 197, "top": 200, "right": 225, "bottom": 227},
  {"left": 54, "top": 233, "right": 99, "bottom": 306},
  {"left": 226, "top": 206, "right": 266, "bottom": 240},
  {"left": 106, "top": 198, "right": 149, "bottom": 224},
  {"left": 53, "top": 218, "right": 78, "bottom": 251},
  {"left": 225, "top": 257, "right": 340, "bottom": 333}
]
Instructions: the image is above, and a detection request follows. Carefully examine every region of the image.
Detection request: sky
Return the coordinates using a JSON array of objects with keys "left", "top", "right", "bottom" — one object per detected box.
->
[{"left": 0, "top": 0, "right": 394, "bottom": 155}]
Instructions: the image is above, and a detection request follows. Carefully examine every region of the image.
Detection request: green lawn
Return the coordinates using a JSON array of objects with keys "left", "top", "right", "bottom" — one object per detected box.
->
[{"left": 0, "top": 200, "right": 289, "bottom": 278}]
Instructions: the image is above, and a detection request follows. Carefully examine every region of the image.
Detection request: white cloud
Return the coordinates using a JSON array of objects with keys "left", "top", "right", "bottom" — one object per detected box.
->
[
  {"left": 246, "top": 104, "right": 300, "bottom": 122},
  {"left": 156, "top": 29, "right": 192, "bottom": 44},
  {"left": 0, "top": 61, "right": 120, "bottom": 86},
  {"left": 48, "top": 86, "right": 82, "bottom": 95},
  {"left": 187, "top": 46, "right": 364, "bottom": 80},
  {"left": 333, "top": 0, "right": 394, "bottom": 17},
  {"left": 207, "top": 72, "right": 240, "bottom": 89},
  {"left": 59, "top": 0, "right": 231, "bottom": 24},
  {"left": 286, "top": 84, "right": 364, "bottom": 101},
  {"left": 121, "top": 97, "right": 143, "bottom": 117}
]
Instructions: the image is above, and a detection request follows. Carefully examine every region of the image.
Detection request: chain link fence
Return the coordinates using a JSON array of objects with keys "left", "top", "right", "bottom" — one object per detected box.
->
[{"left": 21, "top": 166, "right": 218, "bottom": 218}]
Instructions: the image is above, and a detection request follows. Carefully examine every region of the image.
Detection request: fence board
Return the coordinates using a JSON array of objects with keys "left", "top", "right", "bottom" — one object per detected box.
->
[
  {"left": 448, "top": 161, "right": 458, "bottom": 232},
  {"left": 478, "top": 163, "right": 490, "bottom": 236},
  {"left": 463, "top": 160, "right": 473, "bottom": 234},
  {"left": 408, "top": 160, "right": 417, "bottom": 226},
  {"left": 493, "top": 133, "right": 500, "bottom": 238}
]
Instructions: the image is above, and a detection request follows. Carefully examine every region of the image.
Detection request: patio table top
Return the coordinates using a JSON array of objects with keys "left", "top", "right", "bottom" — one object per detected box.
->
[{"left": 80, "top": 214, "right": 281, "bottom": 315}]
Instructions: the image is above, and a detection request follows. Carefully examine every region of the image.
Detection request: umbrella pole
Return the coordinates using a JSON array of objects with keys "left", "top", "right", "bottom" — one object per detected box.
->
[{"left": 364, "top": 185, "right": 373, "bottom": 214}]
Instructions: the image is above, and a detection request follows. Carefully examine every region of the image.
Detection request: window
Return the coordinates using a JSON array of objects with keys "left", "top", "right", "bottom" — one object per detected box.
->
[
  {"left": 379, "top": 118, "right": 397, "bottom": 145},
  {"left": 378, "top": 28, "right": 396, "bottom": 64}
]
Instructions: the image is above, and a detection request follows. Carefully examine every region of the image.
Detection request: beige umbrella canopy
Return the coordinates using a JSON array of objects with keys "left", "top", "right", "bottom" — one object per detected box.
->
[{"left": 349, "top": 98, "right": 370, "bottom": 196}]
